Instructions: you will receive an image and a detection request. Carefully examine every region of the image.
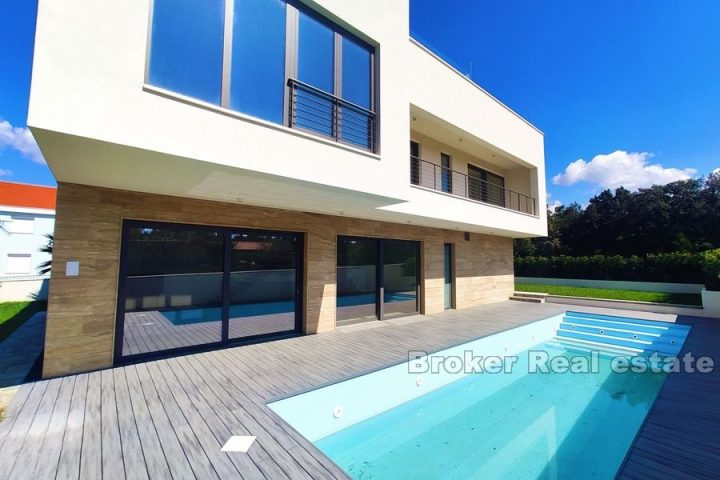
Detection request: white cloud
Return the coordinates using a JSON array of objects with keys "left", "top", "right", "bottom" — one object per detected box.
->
[
  {"left": 547, "top": 200, "right": 562, "bottom": 211},
  {"left": 0, "top": 120, "right": 45, "bottom": 164},
  {"left": 552, "top": 150, "right": 696, "bottom": 190},
  {"left": 713, "top": 168, "right": 720, "bottom": 175},
  {"left": 0, "top": 168, "right": 12, "bottom": 177}
]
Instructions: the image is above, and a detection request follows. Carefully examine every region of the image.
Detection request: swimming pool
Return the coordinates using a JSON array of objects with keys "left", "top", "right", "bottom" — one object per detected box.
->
[{"left": 269, "top": 312, "right": 690, "bottom": 479}]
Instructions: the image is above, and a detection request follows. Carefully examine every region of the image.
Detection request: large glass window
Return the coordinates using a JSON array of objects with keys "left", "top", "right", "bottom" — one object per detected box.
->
[
  {"left": 228, "top": 231, "right": 298, "bottom": 339},
  {"left": 147, "top": 0, "right": 376, "bottom": 150},
  {"left": 298, "top": 12, "right": 335, "bottom": 93},
  {"left": 340, "top": 37, "right": 373, "bottom": 148},
  {"left": 382, "top": 240, "right": 419, "bottom": 319},
  {"left": 121, "top": 226, "right": 224, "bottom": 357},
  {"left": 337, "top": 237, "right": 378, "bottom": 325},
  {"left": 296, "top": 11, "right": 335, "bottom": 137},
  {"left": 342, "top": 37, "right": 372, "bottom": 108},
  {"left": 230, "top": 0, "right": 286, "bottom": 123},
  {"left": 148, "top": 0, "right": 225, "bottom": 104},
  {"left": 118, "top": 222, "right": 302, "bottom": 361},
  {"left": 336, "top": 236, "right": 419, "bottom": 325}
]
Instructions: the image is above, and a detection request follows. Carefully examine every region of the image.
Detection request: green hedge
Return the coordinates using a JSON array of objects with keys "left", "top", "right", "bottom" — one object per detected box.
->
[{"left": 515, "top": 249, "right": 720, "bottom": 284}]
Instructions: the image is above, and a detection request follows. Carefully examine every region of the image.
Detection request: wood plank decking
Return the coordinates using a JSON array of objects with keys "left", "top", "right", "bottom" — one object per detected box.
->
[{"left": 0, "top": 301, "right": 717, "bottom": 479}]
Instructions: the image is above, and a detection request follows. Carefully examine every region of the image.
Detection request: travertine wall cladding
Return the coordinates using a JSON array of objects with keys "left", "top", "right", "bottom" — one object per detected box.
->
[{"left": 44, "top": 183, "right": 514, "bottom": 377}]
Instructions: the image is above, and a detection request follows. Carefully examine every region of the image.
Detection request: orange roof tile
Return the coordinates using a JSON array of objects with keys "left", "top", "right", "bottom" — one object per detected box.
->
[{"left": 0, "top": 181, "right": 57, "bottom": 210}]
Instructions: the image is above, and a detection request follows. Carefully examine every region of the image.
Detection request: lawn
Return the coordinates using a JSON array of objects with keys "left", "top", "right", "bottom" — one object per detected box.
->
[
  {"left": 515, "top": 283, "right": 702, "bottom": 306},
  {"left": 0, "top": 301, "right": 47, "bottom": 344}
]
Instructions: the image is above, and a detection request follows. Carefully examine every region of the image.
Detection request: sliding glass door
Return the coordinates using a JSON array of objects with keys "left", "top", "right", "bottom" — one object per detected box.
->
[
  {"left": 337, "top": 236, "right": 420, "bottom": 325},
  {"left": 337, "top": 237, "right": 378, "bottom": 324},
  {"left": 228, "top": 231, "right": 299, "bottom": 339},
  {"left": 382, "top": 240, "right": 419, "bottom": 319},
  {"left": 117, "top": 221, "right": 302, "bottom": 362},
  {"left": 120, "top": 225, "right": 224, "bottom": 357}
]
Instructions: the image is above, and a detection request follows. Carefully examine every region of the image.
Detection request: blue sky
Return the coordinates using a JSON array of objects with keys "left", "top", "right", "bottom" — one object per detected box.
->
[
  {"left": 411, "top": 0, "right": 720, "bottom": 206},
  {"left": 1, "top": 1, "right": 719, "bottom": 206}
]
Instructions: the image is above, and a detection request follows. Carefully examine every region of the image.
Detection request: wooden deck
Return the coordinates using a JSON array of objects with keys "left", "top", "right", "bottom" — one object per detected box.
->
[
  {"left": 122, "top": 310, "right": 296, "bottom": 356},
  {"left": 0, "top": 301, "right": 717, "bottom": 479}
]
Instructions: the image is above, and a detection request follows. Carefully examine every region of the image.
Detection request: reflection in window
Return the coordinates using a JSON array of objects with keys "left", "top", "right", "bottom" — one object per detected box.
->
[
  {"left": 298, "top": 11, "right": 335, "bottom": 93},
  {"left": 296, "top": 11, "right": 335, "bottom": 137},
  {"left": 382, "top": 240, "right": 419, "bottom": 319},
  {"left": 337, "top": 237, "right": 378, "bottom": 324},
  {"left": 119, "top": 222, "right": 302, "bottom": 359},
  {"left": 228, "top": 232, "right": 298, "bottom": 339},
  {"left": 230, "top": 0, "right": 287, "bottom": 123},
  {"left": 149, "top": 0, "right": 225, "bottom": 104},
  {"left": 122, "top": 226, "right": 224, "bottom": 357},
  {"left": 342, "top": 36, "right": 371, "bottom": 108}
]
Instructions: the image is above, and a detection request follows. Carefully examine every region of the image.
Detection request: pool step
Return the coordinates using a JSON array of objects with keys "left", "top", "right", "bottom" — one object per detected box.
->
[
  {"left": 556, "top": 311, "right": 690, "bottom": 356},
  {"left": 510, "top": 292, "right": 547, "bottom": 304}
]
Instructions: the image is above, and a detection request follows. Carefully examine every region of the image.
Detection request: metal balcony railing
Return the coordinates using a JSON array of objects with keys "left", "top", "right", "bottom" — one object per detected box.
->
[
  {"left": 288, "top": 78, "right": 376, "bottom": 152},
  {"left": 410, "top": 156, "right": 537, "bottom": 216}
]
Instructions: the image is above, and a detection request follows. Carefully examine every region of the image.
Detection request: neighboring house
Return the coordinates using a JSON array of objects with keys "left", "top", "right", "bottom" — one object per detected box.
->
[
  {"left": 0, "top": 181, "right": 56, "bottom": 302},
  {"left": 28, "top": 0, "right": 547, "bottom": 378}
]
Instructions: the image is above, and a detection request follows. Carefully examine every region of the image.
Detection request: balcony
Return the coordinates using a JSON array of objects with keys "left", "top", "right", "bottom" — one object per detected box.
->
[
  {"left": 410, "top": 156, "right": 537, "bottom": 216},
  {"left": 288, "top": 79, "right": 377, "bottom": 152}
]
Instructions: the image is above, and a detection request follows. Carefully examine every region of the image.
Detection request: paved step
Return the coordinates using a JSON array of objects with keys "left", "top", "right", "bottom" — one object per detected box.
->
[
  {"left": 513, "top": 291, "right": 549, "bottom": 299},
  {"left": 510, "top": 291, "right": 547, "bottom": 303},
  {"left": 509, "top": 295, "right": 544, "bottom": 304}
]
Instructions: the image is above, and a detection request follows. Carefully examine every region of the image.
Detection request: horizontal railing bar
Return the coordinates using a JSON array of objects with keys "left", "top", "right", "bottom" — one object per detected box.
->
[
  {"left": 289, "top": 78, "right": 375, "bottom": 116},
  {"left": 411, "top": 156, "right": 537, "bottom": 215},
  {"left": 292, "top": 108, "right": 336, "bottom": 127},
  {"left": 293, "top": 93, "right": 335, "bottom": 111},
  {"left": 291, "top": 113, "right": 373, "bottom": 142},
  {"left": 288, "top": 78, "right": 376, "bottom": 152}
]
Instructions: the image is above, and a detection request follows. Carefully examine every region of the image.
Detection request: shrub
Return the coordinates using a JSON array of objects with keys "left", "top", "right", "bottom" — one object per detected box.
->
[
  {"left": 514, "top": 249, "right": 720, "bottom": 284},
  {"left": 702, "top": 249, "right": 720, "bottom": 291}
]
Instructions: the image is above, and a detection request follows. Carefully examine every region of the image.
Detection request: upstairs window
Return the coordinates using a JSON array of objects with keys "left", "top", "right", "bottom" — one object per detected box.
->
[
  {"left": 148, "top": 0, "right": 225, "bottom": 104},
  {"left": 229, "top": 0, "right": 287, "bottom": 123},
  {"left": 146, "top": 0, "right": 377, "bottom": 151},
  {"left": 295, "top": 11, "right": 336, "bottom": 137}
]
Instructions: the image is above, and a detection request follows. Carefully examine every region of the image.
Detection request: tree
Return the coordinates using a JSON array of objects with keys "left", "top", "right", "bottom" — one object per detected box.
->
[
  {"left": 38, "top": 234, "right": 53, "bottom": 275},
  {"left": 514, "top": 175, "right": 720, "bottom": 257}
]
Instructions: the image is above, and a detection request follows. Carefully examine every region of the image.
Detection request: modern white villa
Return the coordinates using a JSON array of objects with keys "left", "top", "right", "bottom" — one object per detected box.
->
[
  {"left": 3, "top": 2, "right": 717, "bottom": 479},
  {"left": 29, "top": 0, "right": 546, "bottom": 377},
  {"left": 0, "top": 181, "right": 56, "bottom": 302}
]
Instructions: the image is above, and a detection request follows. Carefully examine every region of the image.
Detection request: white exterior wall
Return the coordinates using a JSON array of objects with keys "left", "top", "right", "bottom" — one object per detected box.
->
[
  {"left": 0, "top": 206, "right": 55, "bottom": 278},
  {"left": 0, "top": 206, "right": 54, "bottom": 301},
  {"left": 28, "top": 0, "right": 547, "bottom": 238}
]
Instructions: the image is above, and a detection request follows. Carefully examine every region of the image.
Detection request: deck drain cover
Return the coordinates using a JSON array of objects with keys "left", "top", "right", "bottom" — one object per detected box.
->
[{"left": 222, "top": 436, "right": 256, "bottom": 453}]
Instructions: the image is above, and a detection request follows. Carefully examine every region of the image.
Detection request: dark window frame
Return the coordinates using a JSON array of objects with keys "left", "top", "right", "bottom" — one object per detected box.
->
[
  {"left": 336, "top": 235, "right": 421, "bottom": 325},
  {"left": 114, "top": 219, "right": 304, "bottom": 365}
]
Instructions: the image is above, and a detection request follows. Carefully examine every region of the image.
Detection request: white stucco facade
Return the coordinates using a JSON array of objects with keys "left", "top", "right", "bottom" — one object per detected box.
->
[
  {"left": 28, "top": 0, "right": 547, "bottom": 238},
  {"left": 0, "top": 205, "right": 54, "bottom": 301}
]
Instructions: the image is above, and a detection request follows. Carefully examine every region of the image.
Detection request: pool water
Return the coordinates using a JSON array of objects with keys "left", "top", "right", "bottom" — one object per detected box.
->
[
  {"left": 161, "top": 301, "right": 296, "bottom": 325},
  {"left": 160, "top": 293, "right": 415, "bottom": 325},
  {"left": 315, "top": 343, "right": 666, "bottom": 480}
]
